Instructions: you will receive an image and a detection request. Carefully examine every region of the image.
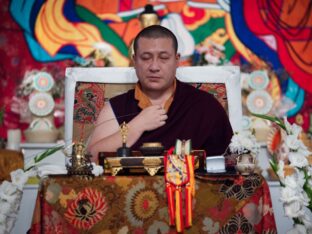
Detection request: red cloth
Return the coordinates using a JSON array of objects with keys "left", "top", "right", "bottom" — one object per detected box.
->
[{"left": 29, "top": 174, "right": 277, "bottom": 233}]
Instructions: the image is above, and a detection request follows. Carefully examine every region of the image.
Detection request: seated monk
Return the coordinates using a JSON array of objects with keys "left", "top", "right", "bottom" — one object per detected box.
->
[{"left": 88, "top": 25, "right": 233, "bottom": 159}]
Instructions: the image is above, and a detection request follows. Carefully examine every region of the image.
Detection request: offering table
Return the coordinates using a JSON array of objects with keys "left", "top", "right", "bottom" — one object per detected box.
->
[{"left": 29, "top": 173, "right": 276, "bottom": 233}]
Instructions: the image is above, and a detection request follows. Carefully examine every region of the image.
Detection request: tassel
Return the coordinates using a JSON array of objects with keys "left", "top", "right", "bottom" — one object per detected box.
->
[
  {"left": 166, "top": 184, "right": 175, "bottom": 226},
  {"left": 164, "top": 146, "right": 195, "bottom": 233},
  {"left": 185, "top": 185, "right": 192, "bottom": 227},
  {"left": 185, "top": 155, "right": 195, "bottom": 227},
  {"left": 175, "top": 187, "right": 184, "bottom": 233},
  {"left": 187, "top": 156, "right": 195, "bottom": 196}
]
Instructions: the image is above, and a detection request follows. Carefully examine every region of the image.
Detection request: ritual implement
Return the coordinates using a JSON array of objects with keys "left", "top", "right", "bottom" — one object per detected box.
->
[{"left": 164, "top": 139, "right": 195, "bottom": 233}]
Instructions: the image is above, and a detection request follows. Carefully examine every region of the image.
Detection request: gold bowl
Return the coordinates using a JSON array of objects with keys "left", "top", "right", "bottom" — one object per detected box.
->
[{"left": 140, "top": 142, "right": 164, "bottom": 156}]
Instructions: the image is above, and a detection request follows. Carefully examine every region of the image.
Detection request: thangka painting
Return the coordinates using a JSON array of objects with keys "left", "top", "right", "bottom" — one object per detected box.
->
[{"left": 0, "top": 0, "right": 311, "bottom": 138}]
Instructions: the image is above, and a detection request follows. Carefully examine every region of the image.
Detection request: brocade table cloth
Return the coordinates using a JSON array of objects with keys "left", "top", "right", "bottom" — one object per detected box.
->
[{"left": 30, "top": 174, "right": 276, "bottom": 233}]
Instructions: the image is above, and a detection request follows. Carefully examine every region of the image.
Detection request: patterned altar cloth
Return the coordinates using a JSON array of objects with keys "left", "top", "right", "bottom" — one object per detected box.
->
[{"left": 30, "top": 174, "right": 276, "bottom": 233}]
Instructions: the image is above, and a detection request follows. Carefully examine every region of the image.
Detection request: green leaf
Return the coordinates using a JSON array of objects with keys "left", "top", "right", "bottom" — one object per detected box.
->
[
  {"left": 269, "top": 158, "right": 284, "bottom": 187},
  {"left": 25, "top": 144, "right": 64, "bottom": 171},
  {"left": 25, "top": 165, "right": 35, "bottom": 171},
  {"left": 33, "top": 145, "right": 64, "bottom": 164},
  {"left": 251, "top": 113, "right": 287, "bottom": 131},
  {"left": 269, "top": 158, "right": 278, "bottom": 172},
  {"left": 302, "top": 169, "right": 312, "bottom": 212}
]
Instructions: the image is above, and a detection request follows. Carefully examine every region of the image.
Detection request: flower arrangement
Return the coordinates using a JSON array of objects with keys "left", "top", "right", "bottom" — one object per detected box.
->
[
  {"left": 0, "top": 145, "right": 63, "bottom": 233},
  {"left": 0, "top": 169, "right": 33, "bottom": 233},
  {"left": 0, "top": 144, "right": 104, "bottom": 233},
  {"left": 253, "top": 113, "right": 312, "bottom": 233},
  {"left": 228, "top": 129, "right": 260, "bottom": 156}
]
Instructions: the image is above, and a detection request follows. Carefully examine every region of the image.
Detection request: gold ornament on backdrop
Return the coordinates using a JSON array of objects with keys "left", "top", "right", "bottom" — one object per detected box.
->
[
  {"left": 129, "top": 4, "right": 160, "bottom": 61},
  {"left": 139, "top": 4, "right": 160, "bottom": 28}
]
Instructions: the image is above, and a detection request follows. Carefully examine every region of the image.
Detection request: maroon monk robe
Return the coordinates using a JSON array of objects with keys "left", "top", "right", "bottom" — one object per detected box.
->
[{"left": 109, "top": 79, "right": 233, "bottom": 156}]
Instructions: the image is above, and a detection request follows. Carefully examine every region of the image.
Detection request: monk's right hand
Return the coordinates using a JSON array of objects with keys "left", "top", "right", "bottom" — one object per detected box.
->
[{"left": 133, "top": 105, "right": 168, "bottom": 132}]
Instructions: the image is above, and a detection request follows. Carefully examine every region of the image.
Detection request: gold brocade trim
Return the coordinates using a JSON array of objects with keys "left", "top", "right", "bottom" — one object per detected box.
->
[
  {"left": 111, "top": 167, "right": 123, "bottom": 176},
  {"left": 144, "top": 167, "right": 162, "bottom": 176},
  {"left": 108, "top": 158, "right": 122, "bottom": 167},
  {"left": 142, "top": 157, "right": 162, "bottom": 166}
]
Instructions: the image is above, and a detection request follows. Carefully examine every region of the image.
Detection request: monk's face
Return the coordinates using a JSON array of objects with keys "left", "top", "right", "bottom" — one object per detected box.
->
[{"left": 133, "top": 37, "right": 180, "bottom": 93}]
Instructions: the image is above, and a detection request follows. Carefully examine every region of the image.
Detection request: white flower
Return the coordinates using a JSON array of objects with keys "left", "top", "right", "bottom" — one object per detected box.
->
[
  {"left": 0, "top": 213, "right": 7, "bottom": 223},
  {"left": 288, "top": 152, "right": 309, "bottom": 168},
  {"left": 280, "top": 186, "right": 298, "bottom": 203},
  {"left": 0, "top": 201, "right": 12, "bottom": 216},
  {"left": 6, "top": 217, "right": 16, "bottom": 234},
  {"left": 286, "top": 224, "right": 307, "bottom": 234},
  {"left": 0, "top": 224, "right": 6, "bottom": 234},
  {"left": 229, "top": 130, "right": 259, "bottom": 155},
  {"left": 284, "top": 174, "right": 301, "bottom": 190},
  {"left": 91, "top": 163, "right": 104, "bottom": 176},
  {"left": 296, "top": 170, "right": 307, "bottom": 189},
  {"left": 300, "top": 213, "right": 312, "bottom": 230},
  {"left": 297, "top": 144, "right": 312, "bottom": 157},
  {"left": 257, "top": 115, "right": 312, "bottom": 232},
  {"left": 284, "top": 200, "right": 305, "bottom": 218},
  {"left": 300, "top": 191, "right": 310, "bottom": 207},
  {"left": 285, "top": 135, "right": 302, "bottom": 151},
  {"left": 10, "top": 191, "right": 22, "bottom": 214},
  {"left": 2, "top": 192, "right": 19, "bottom": 206},
  {"left": 10, "top": 169, "right": 29, "bottom": 191},
  {"left": 0, "top": 181, "right": 18, "bottom": 200},
  {"left": 0, "top": 145, "right": 65, "bottom": 233},
  {"left": 0, "top": 181, "right": 23, "bottom": 234},
  {"left": 284, "top": 117, "right": 302, "bottom": 136},
  {"left": 229, "top": 134, "right": 245, "bottom": 153},
  {"left": 277, "top": 160, "right": 285, "bottom": 180}
]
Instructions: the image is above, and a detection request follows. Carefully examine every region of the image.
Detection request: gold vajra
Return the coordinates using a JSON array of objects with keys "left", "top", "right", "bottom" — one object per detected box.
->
[{"left": 120, "top": 122, "right": 128, "bottom": 144}]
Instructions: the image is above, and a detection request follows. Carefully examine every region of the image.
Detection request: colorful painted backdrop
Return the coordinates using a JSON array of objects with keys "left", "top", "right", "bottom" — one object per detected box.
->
[{"left": 0, "top": 0, "right": 311, "bottom": 138}]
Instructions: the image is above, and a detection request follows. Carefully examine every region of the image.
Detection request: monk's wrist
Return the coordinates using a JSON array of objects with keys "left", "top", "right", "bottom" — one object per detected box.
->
[{"left": 128, "top": 120, "right": 145, "bottom": 137}]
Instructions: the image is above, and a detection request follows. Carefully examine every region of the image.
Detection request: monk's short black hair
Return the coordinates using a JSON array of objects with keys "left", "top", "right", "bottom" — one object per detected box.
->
[{"left": 133, "top": 25, "right": 178, "bottom": 54}]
